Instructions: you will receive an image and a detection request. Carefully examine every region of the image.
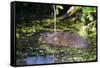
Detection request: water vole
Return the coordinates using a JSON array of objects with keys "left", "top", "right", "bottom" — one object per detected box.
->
[{"left": 39, "top": 32, "right": 90, "bottom": 48}]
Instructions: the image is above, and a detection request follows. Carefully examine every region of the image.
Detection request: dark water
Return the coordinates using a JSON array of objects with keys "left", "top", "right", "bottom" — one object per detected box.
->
[{"left": 16, "top": 56, "right": 55, "bottom": 65}]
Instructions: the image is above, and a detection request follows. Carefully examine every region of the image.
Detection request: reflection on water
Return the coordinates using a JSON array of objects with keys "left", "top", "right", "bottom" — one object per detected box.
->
[
  {"left": 16, "top": 56, "right": 55, "bottom": 65},
  {"left": 25, "top": 56, "right": 54, "bottom": 64},
  {"left": 16, "top": 52, "right": 86, "bottom": 65}
]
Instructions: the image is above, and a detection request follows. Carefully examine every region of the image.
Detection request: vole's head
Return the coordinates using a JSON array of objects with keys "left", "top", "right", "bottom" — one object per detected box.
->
[{"left": 39, "top": 32, "right": 59, "bottom": 44}]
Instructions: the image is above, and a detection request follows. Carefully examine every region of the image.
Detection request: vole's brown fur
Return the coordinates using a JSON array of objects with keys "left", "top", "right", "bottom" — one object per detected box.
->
[{"left": 39, "top": 32, "right": 90, "bottom": 48}]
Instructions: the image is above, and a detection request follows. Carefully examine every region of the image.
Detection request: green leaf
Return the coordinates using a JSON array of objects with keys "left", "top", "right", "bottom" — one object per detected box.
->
[{"left": 82, "top": 7, "right": 96, "bottom": 14}]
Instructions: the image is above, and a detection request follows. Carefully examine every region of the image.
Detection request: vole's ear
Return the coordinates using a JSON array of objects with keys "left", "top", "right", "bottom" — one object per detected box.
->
[{"left": 53, "top": 36, "right": 57, "bottom": 41}]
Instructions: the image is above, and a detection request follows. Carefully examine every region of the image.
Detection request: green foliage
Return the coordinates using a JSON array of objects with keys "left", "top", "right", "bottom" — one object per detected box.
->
[
  {"left": 81, "top": 7, "right": 96, "bottom": 22},
  {"left": 82, "top": 7, "right": 96, "bottom": 14}
]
